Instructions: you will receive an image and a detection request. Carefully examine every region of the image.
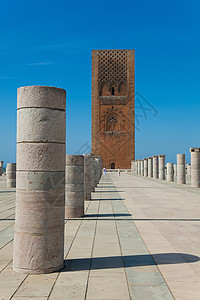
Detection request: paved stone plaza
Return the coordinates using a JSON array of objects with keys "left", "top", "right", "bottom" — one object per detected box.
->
[{"left": 1, "top": 173, "right": 200, "bottom": 299}]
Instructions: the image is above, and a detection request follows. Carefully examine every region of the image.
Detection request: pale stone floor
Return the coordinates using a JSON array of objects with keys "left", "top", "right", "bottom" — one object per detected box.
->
[{"left": 0, "top": 173, "right": 200, "bottom": 299}]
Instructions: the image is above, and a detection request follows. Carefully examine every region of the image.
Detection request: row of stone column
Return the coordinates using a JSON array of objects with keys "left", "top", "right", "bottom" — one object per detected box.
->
[
  {"left": 132, "top": 148, "right": 200, "bottom": 188},
  {"left": 13, "top": 86, "right": 103, "bottom": 275},
  {"left": 135, "top": 155, "right": 165, "bottom": 180},
  {"left": 65, "top": 154, "right": 102, "bottom": 218}
]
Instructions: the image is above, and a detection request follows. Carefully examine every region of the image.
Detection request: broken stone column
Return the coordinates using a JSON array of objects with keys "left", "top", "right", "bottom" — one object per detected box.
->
[
  {"left": 158, "top": 155, "right": 165, "bottom": 180},
  {"left": 141, "top": 160, "right": 144, "bottom": 176},
  {"left": 84, "top": 154, "right": 95, "bottom": 200},
  {"left": 144, "top": 159, "right": 148, "bottom": 177},
  {"left": 6, "top": 163, "right": 16, "bottom": 188},
  {"left": 148, "top": 157, "right": 153, "bottom": 178},
  {"left": 187, "top": 164, "right": 191, "bottom": 177},
  {"left": 138, "top": 160, "right": 141, "bottom": 175},
  {"left": 190, "top": 148, "right": 200, "bottom": 188},
  {"left": 174, "top": 164, "right": 177, "bottom": 177},
  {"left": 131, "top": 160, "right": 137, "bottom": 175},
  {"left": 177, "top": 154, "right": 186, "bottom": 184},
  {"left": 167, "top": 163, "right": 174, "bottom": 182},
  {"left": 65, "top": 155, "right": 84, "bottom": 218},
  {"left": 13, "top": 86, "right": 66, "bottom": 274},
  {"left": 153, "top": 156, "right": 158, "bottom": 179},
  {"left": 0, "top": 161, "right": 3, "bottom": 176}
]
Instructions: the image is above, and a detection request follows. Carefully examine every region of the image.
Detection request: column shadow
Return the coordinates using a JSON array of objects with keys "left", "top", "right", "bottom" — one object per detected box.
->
[{"left": 62, "top": 253, "right": 199, "bottom": 272}]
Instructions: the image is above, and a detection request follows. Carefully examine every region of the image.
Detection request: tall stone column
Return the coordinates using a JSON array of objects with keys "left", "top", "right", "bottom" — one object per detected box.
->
[
  {"left": 167, "top": 163, "right": 174, "bottom": 182},
  {"left": 158, "top": 155, "right": 165, "bottom": 180},
  {"left": 144, "top": 159, "right": 148, "bottom": 177},
  {"left": 190, "top": 148, "right": 200, "bottom": 188},
  {"left": 177, "top": 154, "right": 186, "bottom": 184},
  {"left": 13, "top": 86, "right": 66, "bottom": 274},
  {"left": 6, "top": 163, "right": 16, "bottom": 188},
  {"left": 141, "top": 160, "right": 144, "bottom": 176},
  {"left": 84, "top": 154, "right": 95, "bottom": 200},
  {"left": 148, "top": 157, "right": 153, "bottom": 178},
  {"left": 153, "top": 156, "right": 158, "bottom": 179},
  {"left": 0, "top": 161, "right": 3, "bottom": 176},
  {"left": 138, "top": 160, "right": 141, "bottom": 175},
  {"left": 65, "top": 155, "right": 84, "bottom": 218}
]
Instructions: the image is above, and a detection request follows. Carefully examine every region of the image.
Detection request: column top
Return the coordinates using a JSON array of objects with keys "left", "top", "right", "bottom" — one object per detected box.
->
[
  {"left": 17, "top": 86, "right": 66, "bottom": 111},
  {"left": 152, "top": 155, "right": 158, "bottom": 158},
  {"left": 66, "top": 155, "right": 84, "bottom": 166},
  {"left": 148, "top": 157, "right": 153, "bottom": 159},
  {"left": 158, "top": 155, "right": 165, "bottom": 157},
  {"left": 190, "top": 147, "right": 200, "bottom": 153},
  {"left": 144, "top": 158, "right": 148, "bottom": 161}
]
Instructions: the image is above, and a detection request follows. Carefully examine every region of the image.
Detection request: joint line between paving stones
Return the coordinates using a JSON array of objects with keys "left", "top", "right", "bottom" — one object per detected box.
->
[
  {"left": 47, "top": 202, "right": 92, "bottom": 299},
  {"left": 84, "top": 181, "right": 102, "bottom": 300},
  {"left": 10, "top": 274, "right": 29, "bottom": 299}
]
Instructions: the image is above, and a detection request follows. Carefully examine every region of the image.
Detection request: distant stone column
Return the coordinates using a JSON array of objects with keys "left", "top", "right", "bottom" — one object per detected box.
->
[
  {"left": 177, "top": 154, "right": 186, "bottom": 184},
  {"left": 95, "top": 156, "right": 102, "bottom": 183},
  {"left": 84, "top": 154, "right": 95, "bottom": 200},
  {"left": 167, "top": 163, "right": 174, "bottom": 182},
  {"left": 153, "top": 156, "right": 158, "bottom": 179},
  {"left": 131, "top": 160, "right": 137, "bottom": 175},
  {"left": 141, "top": 160, "right": 144, "bottom": 176},
  {"left": 158, "top": 155, "right": 165, "bottom": 180},
  {"left": 174, "top": 164, "right": 177, "bottom": 177},
  {"left": 144, "top": 159, "right": 148, "bottom": 177},
  {"left": 148, "top": 157, "right": 153, "bottom": 178},
  {"left": 0, "top": 161, "right": 3, "bottom": 176},
  {"left": 187, "top": 164, "right": 191, "bottom": 177},
  {"left": 13, "top": 86, "right": 66, "bottom": 274},
  {"left": 65, "top": 155, "right": 84, "bottom": 218},
  {"left": 190, "top": 148, "right": 200, "bottom": 188},
  {"left": 138, "top": 160, "right": 141, "bottom": 175},
  {"left": 6, "top": 163, "right": 16, "bottom": 188},
  {"left": 136, "top": 160, "right": 139, "bottom": 175}
]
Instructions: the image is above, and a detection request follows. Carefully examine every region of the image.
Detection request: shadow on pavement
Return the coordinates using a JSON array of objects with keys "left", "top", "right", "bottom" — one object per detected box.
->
[{"left": 63, "top": 253, "right": 200, "bottom": 271}]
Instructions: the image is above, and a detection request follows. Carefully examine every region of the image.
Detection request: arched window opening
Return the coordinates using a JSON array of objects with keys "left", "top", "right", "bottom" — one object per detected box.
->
[
  {"left": 106, "top": 112, "right": 118, "bottom": 131},
  {"left": 112, "top": 87, "right": 115, "bottom": 95},
  {"left": 111, "top": 163, "right": 115, "bottom": 169}
]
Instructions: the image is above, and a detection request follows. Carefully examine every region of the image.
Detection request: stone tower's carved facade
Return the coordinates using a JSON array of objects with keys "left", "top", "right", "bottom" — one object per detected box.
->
[{"left": 92, "top": 49, "right": 135, "bottom": 169}]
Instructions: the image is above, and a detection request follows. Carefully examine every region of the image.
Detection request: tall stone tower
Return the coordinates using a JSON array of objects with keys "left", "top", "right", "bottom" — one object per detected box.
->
[{"left": 92, "top": 49, "right": 135, "bottom": 169}]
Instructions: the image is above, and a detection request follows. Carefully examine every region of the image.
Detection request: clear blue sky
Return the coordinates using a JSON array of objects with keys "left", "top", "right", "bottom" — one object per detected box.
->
[{"left": 0, "top": 0, "right": 199, "bottom": 166}]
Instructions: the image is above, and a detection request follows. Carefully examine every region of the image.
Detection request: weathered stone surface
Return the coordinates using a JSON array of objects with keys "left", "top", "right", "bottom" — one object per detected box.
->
[
  {"left": 190, "top": 147, "right": 200, "bottom": 188},
  {"left": 17, "top": 143, "right": 65, "bottom": 171},
  {"left": 13, "top": 85, "right": 66, "bottom": 274},
  {"left": 84, "top": 154, "right": 96, "bottom": 200},
  {"left": 138, "top": 160, "right": 141, "bottom": 175},
  {"left": 167, "top": 163, "right": 174, "bottom": 182},
  {"left": 177, "top": 154, "right": 185, "bottom": 184},
  {"left": 148, "top": 157, "right": 153, "bottom": 178},
  {"left": 153, "top": 156, "right": 158, "bottom": 179},
  {"left": 17, "top": 108, "right": 66, "bottom": 143},
  {"left": 158, "top": 155, "right": 165, "bottom": 180},
  {"left": 0, "top": 161, "right": 3, "bottom": 176},
  {"left": 144, "top": 159, "right": 148, "bottom": 177},
  {"left": 6, "top": 163, "right": 16, "bottom": 188},
  {"left": 65, "top": 155, "right": 84, "bottom": 218},
  {"left": 141, "top": 160, "right": 144, "bottom": 176},
  {"left": 17, "top": 86, "right": 66, "bottom": 110}
]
